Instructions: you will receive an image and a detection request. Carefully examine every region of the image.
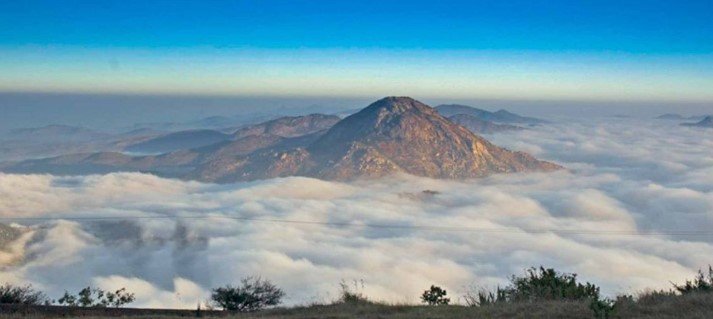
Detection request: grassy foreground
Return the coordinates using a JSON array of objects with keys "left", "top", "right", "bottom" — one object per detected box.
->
[{"left": 2, "top": 292, "right": 713, "bottom": 319}]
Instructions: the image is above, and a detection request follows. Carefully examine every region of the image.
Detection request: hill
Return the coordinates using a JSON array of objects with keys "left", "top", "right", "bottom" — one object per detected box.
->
[
  {"left": 656, "top": 113, "right": 707, "bottom": 121},
  {"left": 681, "top": 116, "right": 713, "bottom": 128},
  {"left": 232, "top": 114, "right": 341, "bottom": 139},
  {"left": 435, "top": 104, "right": 547, "bottom": 125},
  {"left": 447, "top": 114, "right": 523, "bottom": 134},
  {"left": 124, "top": 129, "right": 232, "bottom": 154}
]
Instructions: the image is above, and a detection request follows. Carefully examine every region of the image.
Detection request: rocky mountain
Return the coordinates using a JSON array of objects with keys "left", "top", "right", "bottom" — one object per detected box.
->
[
  {"left": 681, "top": 116, "right": 713, "bottom": 128},
  {"left": 447, "top": 114, "right": 523, "bottom": 134},
  {"left": 192, "top": 97, "right": 561, "bottom": 182},
  {"left": 3, "top": 97, "right": 562, "bottom": 182},
  {"left": 435, "top": 104, "right": 547, "bottom": 125}
]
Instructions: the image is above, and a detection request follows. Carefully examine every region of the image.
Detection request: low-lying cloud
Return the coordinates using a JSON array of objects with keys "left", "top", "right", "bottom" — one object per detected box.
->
[{"left": 0, "top": 118, "right": 712, "bottom": 308}]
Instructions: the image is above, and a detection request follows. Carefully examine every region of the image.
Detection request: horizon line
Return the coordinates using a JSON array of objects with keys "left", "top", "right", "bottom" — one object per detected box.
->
[{"left": 2, "top": 90, "right": 713, "bottom": 105}]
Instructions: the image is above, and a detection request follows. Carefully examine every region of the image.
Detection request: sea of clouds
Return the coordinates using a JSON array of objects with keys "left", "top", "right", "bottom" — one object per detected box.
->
[{"left": 0, "top": 117, "right": 712, "bottom": 308}]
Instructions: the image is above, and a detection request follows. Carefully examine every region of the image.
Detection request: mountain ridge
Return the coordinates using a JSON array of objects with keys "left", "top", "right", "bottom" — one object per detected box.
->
[
  {"left": 681, "top": 116, "right": 713, "bottom": 128},
  {"left": 194, "top": 97, "right": 561, "bottom": 182},
  {"left": 2, "top": 97, "right": 562, "bottom": 182},
  {"left": 435, "top": 104, "right": 547, "bottom": 124}
]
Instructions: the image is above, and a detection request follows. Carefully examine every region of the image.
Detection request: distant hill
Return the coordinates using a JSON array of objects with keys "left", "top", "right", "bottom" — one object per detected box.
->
[
  {"left": 681, "top": 116, "right": 713, "bottom": 128},
  {"left": 232, "top": 114, "right": 341, "bottom": 139},
  {"left": 447, "top": 114, "right": 523, "bottom": 134},
  {"left": 123, "top": 114, "right": 340, "bottom": 154},
  {"left": 0, "top": 125, "right": 129, "bottom": 162},
  {"left": 124, "top": 130, "right": 232, "bottom": 154},
  {"left": 7, "top": 125, "right": 109, "bottom": 142},
  {"left": 4, "top": 97, "right": 562, "bottom": 182},
  {"left": 435, "top": 104, "right": 547, "bottom": 124},
  {"left": 656, "top": 113, "right": 707, "bottom": 121}
]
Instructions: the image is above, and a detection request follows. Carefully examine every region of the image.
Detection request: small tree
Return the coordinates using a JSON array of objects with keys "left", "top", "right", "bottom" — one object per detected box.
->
[
  {"left": 421, "top": 285, "right": 450, "bottom": 305},
  {"left": 56, "top": 287, "right": 135, "bottom": 308},
  {"left": 211, "top": 277, "right": 285, "bottom": 312},
  {"left": 0, "top": 283, "right": 47, "bottom": 305},
  {"left": 102, "top": 288, "right": 136, "bottom": 307},
  {"left": 674, "top": 266, "right": 713, "bottom": 294}
]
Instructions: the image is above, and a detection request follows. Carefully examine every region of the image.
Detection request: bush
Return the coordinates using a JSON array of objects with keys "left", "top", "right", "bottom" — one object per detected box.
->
[
  {"left": 0, "top": 283, "right": 47, "bottom": 305},
  {"left": 56, "top": 287, "right": 135, "bottom": 307},
  {"left": 467, "top": 267, "right": 608, "bottom": 317},
  {"left": 421, "top": 285, "right": 450, "bottom": 305},
  {"left": 463, "top": 286, "right": 507, "bottom": 307},
  {"left": 505, "top": 267, "right": 600, "bottom": 302},
  {"left": 211, "top": 277, "right": 285, "bottom": 312},
  {"left": 674, "top": 265, "right": 713, "bottom": 294},
  {"left": 337, "top": 279, "right": 370, "bottom": 304}
]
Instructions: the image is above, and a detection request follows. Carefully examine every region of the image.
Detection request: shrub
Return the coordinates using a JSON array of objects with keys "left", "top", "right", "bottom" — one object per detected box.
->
[
  {"left": 337, "top": 279, "right": 370, "bottom": 304},
  {"left": 463, "top": 286, "right": 507, "bottom": 307},
  {"left": 211, "top": 277, "right": 285, "bottom": 312},
  {"left": 467, "top": 267, "right": 608, "bottom": 317},
  {"left": 505, "top": 267, "right": 600, "bottom": 302},
  {"left": 56, "top": 287, "right": 135, "bottom": 307},
  {"left": 674, "top": 265, "right": 713, "bottom": 294},
  {"left": 589, "top": 297, "right": 617, "bottom": 319},
  {"left": 0, "top": 283, "right": 47, "bottom": 305},
  {"left": 421, "top": 285, "right": 450, "bottom": 305}
]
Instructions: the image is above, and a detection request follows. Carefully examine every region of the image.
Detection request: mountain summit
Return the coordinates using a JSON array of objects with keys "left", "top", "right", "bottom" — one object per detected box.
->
[{"left": 194, "top": 97, "right": 562, "bottom": 182}]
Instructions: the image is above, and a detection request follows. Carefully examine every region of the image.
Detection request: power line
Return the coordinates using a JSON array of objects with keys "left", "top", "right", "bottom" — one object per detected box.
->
[{"left": 0, "top": 214, "right": 711, "bottom": 237}]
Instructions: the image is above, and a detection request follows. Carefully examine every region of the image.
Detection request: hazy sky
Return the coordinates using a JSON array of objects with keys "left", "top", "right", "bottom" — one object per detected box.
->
[{"left": 1, "top": 0, "right": 712, "bottom": 101}]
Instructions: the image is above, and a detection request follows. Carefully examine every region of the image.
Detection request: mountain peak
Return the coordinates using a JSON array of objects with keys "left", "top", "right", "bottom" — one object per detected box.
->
[{"left": 363, "top": 96, "right": 433, "bottom": 114}]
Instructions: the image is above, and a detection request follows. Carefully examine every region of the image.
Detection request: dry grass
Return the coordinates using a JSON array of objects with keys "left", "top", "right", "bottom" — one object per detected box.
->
[{"left": 1, "top": 293, "right": 712, "bottom": 319}]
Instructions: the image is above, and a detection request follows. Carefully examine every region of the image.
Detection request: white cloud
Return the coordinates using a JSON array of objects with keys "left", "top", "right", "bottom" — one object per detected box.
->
[{"left": 0, "top": 117, "right": 712, "bottom": 308}]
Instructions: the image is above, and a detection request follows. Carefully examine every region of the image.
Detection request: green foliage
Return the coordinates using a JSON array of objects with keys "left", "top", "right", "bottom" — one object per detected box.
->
[
  {"left": 0, "top": 283, "right": 47, "bottom": 305},
  {"left": 589, "top": 298, "right": 616, "bottom": 319},
  {"left": 421, "top": 285, "right": 450, "bottom": 305},
  {"left": 505, "top": 267, "right": 600, "bottom": 302},
  {"left": 211, "top": 277, "right": 285, "bottom": 312},
  {"left": 56, "top": 287, "right": 135, "bottom": 308},
  {"left": 465, "top": 267, "right": 601, "bottom": 306},
  {"left": 467, "top": 267, "right": 607, "bottom": 317},
  {"left": 674, "top": 265, "right": 713, "bottom": 294}
]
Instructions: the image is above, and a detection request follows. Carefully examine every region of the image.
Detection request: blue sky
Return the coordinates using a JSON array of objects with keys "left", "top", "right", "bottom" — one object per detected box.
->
[{"left": 1, "top": 0, "right": 712, "bottom": 101}]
